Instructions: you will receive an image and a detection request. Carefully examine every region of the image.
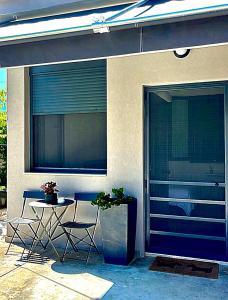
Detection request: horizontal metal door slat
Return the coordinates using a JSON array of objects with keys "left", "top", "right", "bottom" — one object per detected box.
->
[
  {"left": 150, "top": 197, "right": 226, "bottom": 205},
  {"left": 150, "top": 213, "right": 226, "bottom": 223},
  {"left": 150, "top": 230, "right": 226, "bottom": 241},
  {"left": 150, "top": 180, "right": 225, "bottom": 187}
]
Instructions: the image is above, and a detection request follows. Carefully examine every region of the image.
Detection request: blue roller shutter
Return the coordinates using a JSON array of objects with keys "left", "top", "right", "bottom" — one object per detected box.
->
[{"left": 30, "top": 59, "right": 106, "bottom": 115}]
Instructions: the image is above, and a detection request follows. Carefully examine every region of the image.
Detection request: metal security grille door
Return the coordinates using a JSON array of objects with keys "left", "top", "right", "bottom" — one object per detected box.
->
[{"left": 145, "top": 83, "right": 227, "bottom": 261}]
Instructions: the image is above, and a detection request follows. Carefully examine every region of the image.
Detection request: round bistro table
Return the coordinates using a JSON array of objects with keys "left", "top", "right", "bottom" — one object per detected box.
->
[{"left": 29, "top": 199, "right": 74, "bottom": 261}]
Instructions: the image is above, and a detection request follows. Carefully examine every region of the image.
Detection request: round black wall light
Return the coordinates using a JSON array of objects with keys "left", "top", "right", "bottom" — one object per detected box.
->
[{"left": 174, "top": 48, "right": 191, "bottom": 58}]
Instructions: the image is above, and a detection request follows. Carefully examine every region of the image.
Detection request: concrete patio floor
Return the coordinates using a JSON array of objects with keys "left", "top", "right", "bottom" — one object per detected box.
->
[{"left": 0, "top": 241, "right": 228, "bottom": 299}]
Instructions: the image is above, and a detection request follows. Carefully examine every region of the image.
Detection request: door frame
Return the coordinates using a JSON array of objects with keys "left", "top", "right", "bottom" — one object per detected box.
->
[{"left": 144, "top": 81, "right": 228, "bottom": 260}]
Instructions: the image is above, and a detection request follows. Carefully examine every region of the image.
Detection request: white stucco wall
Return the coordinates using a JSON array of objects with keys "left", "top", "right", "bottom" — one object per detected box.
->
[{"left": 7, "top": 44, "right": 228, "bottom": 256}]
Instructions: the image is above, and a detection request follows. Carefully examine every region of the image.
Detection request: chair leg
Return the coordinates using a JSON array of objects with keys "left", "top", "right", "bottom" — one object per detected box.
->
[
  {"left": 62, "top": 229, "right": 71, "bottom": 260},
  {"left": 61, "top": 229, "right": 79, "bottom": 260},
  {"left": 85, "top": 227, "right": 98, "bottom": 264},
  {"left": 5, "top": 223, "right": 19, "bottom": 255},
  {"left": 65, "top": 227, "right": 98, "bottom": 263},
  {"left": 87, "top": 227, "right": 99, "bottom": 254},
  {"left": 6, "top": 224, "right": 27, "bottom": 255},
  {"left": 28, "top": 224, "right": 45, "bottom": 250}
]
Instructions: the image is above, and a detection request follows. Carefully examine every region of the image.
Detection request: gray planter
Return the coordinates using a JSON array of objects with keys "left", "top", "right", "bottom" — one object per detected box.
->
[
  {"left": 100, "top": 200, "right": 137, "bottom": 265},
  {"left": 0, "top": 191, "right": 6, "bottom": 208}
]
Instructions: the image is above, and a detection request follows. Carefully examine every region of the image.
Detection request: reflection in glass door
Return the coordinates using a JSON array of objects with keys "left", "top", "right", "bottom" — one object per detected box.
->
[{"left": 145, "top": 84, "right": 227, "bottom": 261}]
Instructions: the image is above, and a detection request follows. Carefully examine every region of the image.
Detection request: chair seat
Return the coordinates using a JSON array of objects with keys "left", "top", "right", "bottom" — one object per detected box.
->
[
  {"left": 60, "top": 221, "right": 96, "bottom": 229},
  {"left": 4, "top": 217, "right": 39, "bottom": 225}
]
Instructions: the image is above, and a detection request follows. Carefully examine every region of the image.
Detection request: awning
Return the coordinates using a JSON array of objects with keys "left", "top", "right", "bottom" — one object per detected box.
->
[
  {"left": 1, "top": 0, "right": 228, "bottom": 67},
  {"left": 1, "top": 0, "right": 228, "bottom": 42},
  {"left": 106, "top": 0, "right": 228, "bottom": 25},
  {"left": 0, "top": 1, "right": 135, "bottom": 25},
  {"left": 0, "top": 5, "right": 127, "bottom": 42}
]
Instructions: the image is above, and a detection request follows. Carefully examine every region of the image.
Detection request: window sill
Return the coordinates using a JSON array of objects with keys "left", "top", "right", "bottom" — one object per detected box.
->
[{"left": 24, "top": 171, "right": 107, "bottom": 177}]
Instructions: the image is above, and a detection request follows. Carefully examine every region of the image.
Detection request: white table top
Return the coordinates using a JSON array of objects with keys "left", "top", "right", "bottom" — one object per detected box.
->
[{"left": 29, "top": 199, "right": 74, "bottom": 208}]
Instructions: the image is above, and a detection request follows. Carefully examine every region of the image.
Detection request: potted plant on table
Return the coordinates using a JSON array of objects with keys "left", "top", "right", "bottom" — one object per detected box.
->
[
  {"left": 92, "top": 187, "right": 137, "bottom": 265},
  {"left": 41, "top": 181, "right": 58, "bottom": 204}
]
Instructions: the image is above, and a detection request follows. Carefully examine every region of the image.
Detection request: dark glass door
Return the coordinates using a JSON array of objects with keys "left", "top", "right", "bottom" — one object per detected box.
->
[{"left": 146, "top": 85, "right": 226, "bottom": 261}]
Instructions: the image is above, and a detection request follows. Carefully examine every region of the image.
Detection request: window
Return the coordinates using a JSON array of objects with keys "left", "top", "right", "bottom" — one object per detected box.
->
[{"left": 30, "top": 60, "right": 107, "bottom": 174}]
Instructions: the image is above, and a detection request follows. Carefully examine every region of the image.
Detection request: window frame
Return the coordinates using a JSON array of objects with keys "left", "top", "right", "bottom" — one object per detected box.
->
[{"left": 29, "top": 61, "right": 107, "bottom": 175}]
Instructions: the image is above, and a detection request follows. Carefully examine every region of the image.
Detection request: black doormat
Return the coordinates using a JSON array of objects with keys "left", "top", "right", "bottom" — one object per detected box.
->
[{"left": 149, "top": 256, "right": 219, "bottom": 279}]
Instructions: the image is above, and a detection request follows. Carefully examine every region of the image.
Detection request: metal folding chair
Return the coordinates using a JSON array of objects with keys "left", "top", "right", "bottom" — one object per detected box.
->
[
  {"left": 59, "top": 193, "right": 99, "bottom": 263},
  {"left": 3, "top": 191, "right": 45, "bottom": 257}
]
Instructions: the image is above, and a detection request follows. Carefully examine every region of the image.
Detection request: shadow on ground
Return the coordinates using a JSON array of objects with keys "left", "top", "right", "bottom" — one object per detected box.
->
[{"left": 1, "top": 240, "right": 228, "bottom": 300}]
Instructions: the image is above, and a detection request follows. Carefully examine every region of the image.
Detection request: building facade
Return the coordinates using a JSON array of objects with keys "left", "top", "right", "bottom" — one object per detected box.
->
[{"left": 4, "top": 0, "right": 228, "bottom": 261}]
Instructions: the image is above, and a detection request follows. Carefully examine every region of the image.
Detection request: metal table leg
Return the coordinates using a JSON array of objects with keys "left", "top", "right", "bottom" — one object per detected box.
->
[
  {"left": 43, "top": 206, "right": 68, "bottom": 249},
  {"left": 28, "top": 207, "right": 61, "bottom": 261}
]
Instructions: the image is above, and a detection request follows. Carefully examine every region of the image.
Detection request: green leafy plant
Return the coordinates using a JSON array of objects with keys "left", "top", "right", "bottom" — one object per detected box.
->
[{"left": 92, "top": 187, "right": 135, "bottom": 210}]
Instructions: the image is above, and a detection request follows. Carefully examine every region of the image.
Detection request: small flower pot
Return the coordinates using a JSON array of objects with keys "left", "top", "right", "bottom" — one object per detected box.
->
[
  {"left": 45, "top": 193, "right": 58, "bottom": 204},
  {"left": 0, "top": 191, "right": 6, "bottom": 208}
]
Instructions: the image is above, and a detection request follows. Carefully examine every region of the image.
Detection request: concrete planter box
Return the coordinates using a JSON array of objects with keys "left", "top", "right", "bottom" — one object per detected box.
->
[
  {"left": 100, "top": 200, "right": 137, "bottom": 265},
  {"left": 0, "top": 191, "right": 6, "bottom": 208}
]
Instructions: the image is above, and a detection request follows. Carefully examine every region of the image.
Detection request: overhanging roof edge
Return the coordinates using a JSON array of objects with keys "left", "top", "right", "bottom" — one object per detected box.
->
[{"left": 1, "top": 14, "right": 228, "bottom": 68}]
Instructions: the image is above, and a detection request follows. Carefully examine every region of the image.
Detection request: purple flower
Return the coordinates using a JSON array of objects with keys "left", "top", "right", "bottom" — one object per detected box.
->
[{"left": 41, "top": 181, "right": 59, "bottom": 194}]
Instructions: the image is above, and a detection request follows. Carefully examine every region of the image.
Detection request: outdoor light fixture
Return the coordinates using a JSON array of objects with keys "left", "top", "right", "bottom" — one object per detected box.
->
[
  {"left": 92, "top": 14, "right": 110, "bottom": 34},
  {"left": 93, "top": 26, "right": 110, "bottom": 34},
  {"left": 174, "top": 48, "right": 191, "bottom": 58}
]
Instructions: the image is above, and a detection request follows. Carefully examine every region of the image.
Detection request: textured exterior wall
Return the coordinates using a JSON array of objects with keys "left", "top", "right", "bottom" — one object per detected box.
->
[{"left": 7, "top": 44, "right": 228, "bottom": 256}]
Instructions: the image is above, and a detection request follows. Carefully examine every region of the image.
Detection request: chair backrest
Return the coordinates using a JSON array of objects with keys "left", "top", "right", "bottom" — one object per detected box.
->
[
  {"left": 74, "top": 193, "right": 98, "bottom": 202},
  {"left": 73, "top": 192, "right": 98, "bottom": 223},
  {"left": 23, "top": 191, "right": 45, "bottom": 199},
  {"left": 21, "top": 190, "right": 45, "bottom": 218}
]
